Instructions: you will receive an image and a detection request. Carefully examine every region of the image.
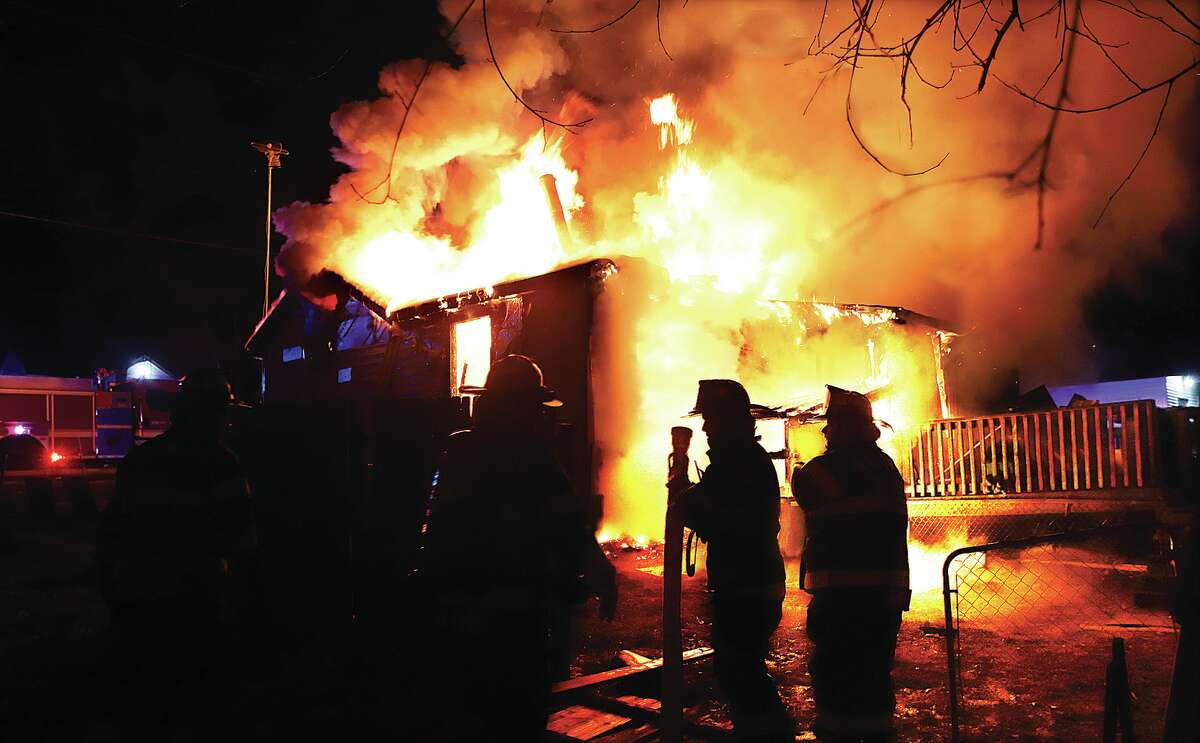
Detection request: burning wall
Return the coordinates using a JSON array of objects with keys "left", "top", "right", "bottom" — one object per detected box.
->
[
  {"left": 590, "top": 282, "right": 953, "bottom": 535},
  {"left": 271, "top": 1, "right": 1197, "bottom": 537}
]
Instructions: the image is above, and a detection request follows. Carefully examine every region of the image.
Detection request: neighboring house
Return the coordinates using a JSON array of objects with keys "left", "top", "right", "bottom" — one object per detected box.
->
[{"left": 1048, "top": 376, "right": 1199, "bottom": 409}]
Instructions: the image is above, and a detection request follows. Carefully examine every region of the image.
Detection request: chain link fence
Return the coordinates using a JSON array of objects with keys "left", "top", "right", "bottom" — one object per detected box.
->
[
  {"left": 941, "top": 521, "right": 1178, "bottom": 741},
  {"left": 908, "top": 495, "right": 1163, "bottom": 547}
]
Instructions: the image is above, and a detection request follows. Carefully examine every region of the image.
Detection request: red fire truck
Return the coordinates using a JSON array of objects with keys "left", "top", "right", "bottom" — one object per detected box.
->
[{"left": 0, "top": 373, "right": 178, "bottom": 470}]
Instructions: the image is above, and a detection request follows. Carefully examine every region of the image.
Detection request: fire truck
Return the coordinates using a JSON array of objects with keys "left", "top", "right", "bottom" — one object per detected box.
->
[{"left": 0, "top": 372, "right": 178, "bottom": 470}]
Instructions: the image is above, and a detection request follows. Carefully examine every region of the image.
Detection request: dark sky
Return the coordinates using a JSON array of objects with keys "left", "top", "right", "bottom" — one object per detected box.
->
[
  {"left": 1, "top": 0, "right": 1196, "bottom": 382},
  {"left": 0, "top": 0, "right": 450, "bottom": 377}
]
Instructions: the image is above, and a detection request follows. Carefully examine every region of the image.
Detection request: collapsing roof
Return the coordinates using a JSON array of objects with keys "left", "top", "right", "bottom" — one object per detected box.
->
[
  {"left": 769, "top": 300, "right": 959, "bottom": 340},
  {"left": 246, "top": 259, "right": 616, "bottom": 355},
  {"left": 244, "top": 257, "right": 958, "bottom": 427},
  {"left": 247, "top": 258, "right": 958, "bottom": 352}
]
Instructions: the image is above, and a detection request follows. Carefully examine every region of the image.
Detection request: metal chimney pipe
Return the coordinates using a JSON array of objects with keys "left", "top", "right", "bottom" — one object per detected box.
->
[{"left": 540, "top": 174, "right": 574, "bottom": 250}]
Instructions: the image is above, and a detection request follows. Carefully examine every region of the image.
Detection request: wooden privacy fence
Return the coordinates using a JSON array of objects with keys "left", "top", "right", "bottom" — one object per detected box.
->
[{"left": 908, "top": 400, "right": 1159, "bottom": 497}]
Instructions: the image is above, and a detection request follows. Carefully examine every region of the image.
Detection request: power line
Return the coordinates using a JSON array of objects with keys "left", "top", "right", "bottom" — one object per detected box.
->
[{"left": 0, "top": 207, "right": 255, "bottom": 256}]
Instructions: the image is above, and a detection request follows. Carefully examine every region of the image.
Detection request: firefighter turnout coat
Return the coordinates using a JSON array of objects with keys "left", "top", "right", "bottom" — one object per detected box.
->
[
  {"left": 791, "top": 442, "right": 910, "bottom": 597},
  {"left": 677, "top": 439, "right": 786, "bottom": 597}
]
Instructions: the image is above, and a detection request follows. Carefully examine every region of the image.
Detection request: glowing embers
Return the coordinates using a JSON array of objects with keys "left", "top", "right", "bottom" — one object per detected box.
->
[
  {"left": 452, "top": 316, "right": 492, "bottom": 395},
  {"left": 648, "top": 93, "right": 694, "bottom": 149},
  {"left": 813, "top": 303, "right": 898, "bottom": 327}
]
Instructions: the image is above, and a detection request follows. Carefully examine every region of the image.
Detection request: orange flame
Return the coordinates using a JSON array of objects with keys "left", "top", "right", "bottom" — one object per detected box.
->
[{"left": 314, "top": 92, "right": 946, "bottom": 538}]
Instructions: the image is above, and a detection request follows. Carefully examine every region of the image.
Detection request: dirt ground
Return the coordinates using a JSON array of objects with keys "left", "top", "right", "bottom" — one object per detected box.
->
[
  {"left": 576, "top": 542, "right": 1178, "bottom": 742},
  {"left": 0, "top": 494, "right": 1179, "bottom": 741}
]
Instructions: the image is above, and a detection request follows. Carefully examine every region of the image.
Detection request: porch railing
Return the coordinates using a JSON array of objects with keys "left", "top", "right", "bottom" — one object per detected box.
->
[{"left": 907, "top": 400, "right": 1159, "bottom": 496}]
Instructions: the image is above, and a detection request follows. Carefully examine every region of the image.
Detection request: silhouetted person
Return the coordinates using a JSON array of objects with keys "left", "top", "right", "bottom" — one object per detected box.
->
[
  {"left": 791, "top": 386, "right": 910, "bottom": 743},
  {"left": 420, "top": 354, "right": 617, "bottom": 741},
  {"left": 96, "top": 370, "right": 256, "bottom": 734},
  {"left": 676, "top": 379, "right": 792, "bottom": 742}
]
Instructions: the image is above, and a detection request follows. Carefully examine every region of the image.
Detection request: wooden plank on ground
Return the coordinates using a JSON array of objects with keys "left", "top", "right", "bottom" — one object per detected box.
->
[
  {"left": 614, "top": 695, "right": 662, "bottom": 712},
  {"left": 584, "top": 695, "right": 734, "bottom": 741},
  {"left": 618, "top": 650, "right": 654, "bottom": 666},
  {"left": 546, "top": 705, "right": 631, "bottom": 740},
  {"left": 551, "top": 647, "right": 713, "bottom": 695},
  {"left": 590, "top": 723, "right": 659, "bottom": 743}
]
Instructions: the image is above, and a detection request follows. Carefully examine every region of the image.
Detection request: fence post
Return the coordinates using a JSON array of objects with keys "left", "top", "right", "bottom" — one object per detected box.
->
[
  {"left": 1108, "top": 406, "right": 1117, "bottom": 488},
  {"left": 1022, "top": 416, "right": 1033, "bottom": 493},
  {"left": 944, "top": 549, "right": 964, "bottom": 743},
  {"left": 1084, "top": 410, "right": 1094, "bottom": 492},
  {"left": 927, "top": 427, "right": 935, "bottom": 496},
  {"left": 662, "top": 427, "right": 690, "bottom": 743},
  {"left": 1133, "top": 403, "right": 1144, "bottom": 488},
  {"left": 1035, "top": 413, "right": 1045, "bottom": 491},
  {"left": 1103, "top": 636, "right": 1136, "bottom": 743}
]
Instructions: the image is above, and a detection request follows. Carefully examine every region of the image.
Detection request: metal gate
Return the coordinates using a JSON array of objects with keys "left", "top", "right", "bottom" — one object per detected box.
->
[{"left": 942, "top": 522, "right": 1178, "bottom": 741}]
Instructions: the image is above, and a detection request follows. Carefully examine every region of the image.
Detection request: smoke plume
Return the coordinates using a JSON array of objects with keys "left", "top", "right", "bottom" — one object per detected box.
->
[{"left": 273, "top": 0, "right": 1198, "bottom": 534}]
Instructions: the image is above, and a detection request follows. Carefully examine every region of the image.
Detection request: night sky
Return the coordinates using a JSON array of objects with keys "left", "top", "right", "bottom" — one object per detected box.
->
[
  {"left": 1, "top": 0, "right": 1196, "bottom": 382},
  {"left": 1, "top": 0, "right": 450, "bottom": 378}
]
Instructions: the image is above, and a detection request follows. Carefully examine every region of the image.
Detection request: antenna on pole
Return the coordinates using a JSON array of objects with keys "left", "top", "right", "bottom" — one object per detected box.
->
[{"left": 251, "top": 141, "right": 288, "bottom": 321}]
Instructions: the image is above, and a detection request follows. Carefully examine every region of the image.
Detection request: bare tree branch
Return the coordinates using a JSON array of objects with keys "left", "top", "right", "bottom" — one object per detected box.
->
[
  {"left": 656, "top": 0, "right": 674, "bottom": 61},
  {"left": 829, "top": 172, "right": 1012, "bottom": 239},
  {"left": 840, "top": 0, "right": 951, "bottom": 173},
  {"left": 809, "top": 0, "right": 833, "bottom": 56},
  {"left": 1026, "top": 0, "right": 1080, "bottom": 250},
  {"left": 1164, "top": 0, "right": 1200, "bottom": 32},
  {"left": 997, "top": 58, "right": 1198, "bottom": 114},
  {"left": 802, "top": 69, "right": 834, "bottom": 115},
  {"left": 550, "top": 0, "right": 644, "bottom": 34},
  {"left": 482, "top": 0, "right": 592, "bottom": 132},
  {"left": 1077, "top": 6, "right": 1142, "bottom": 91},
  {"left": 1096, "top": 0, "right": 1199, "bottom": 45},
  {"left": 1093, "top": 80, "right": 1174, "bottom": 227},
  {"left": 351, "top": 0, "right": 479, "bottom": 203},
  {"left": 977, "top": 0, "right": 1020, "bottom": 91}
]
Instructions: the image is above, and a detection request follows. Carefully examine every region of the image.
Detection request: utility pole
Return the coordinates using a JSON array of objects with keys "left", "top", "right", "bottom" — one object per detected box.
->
[{"left": 251, "top": 141, "right": 288, "bottom": 320}]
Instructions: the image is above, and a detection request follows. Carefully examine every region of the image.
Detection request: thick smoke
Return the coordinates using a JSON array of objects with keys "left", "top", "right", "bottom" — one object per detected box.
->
[
  {"left": 277, "top": 0, "right": 1195, "bottom": 379},
  {"left": 273, "top": 0, "right": 1197, "bottom": 532}
]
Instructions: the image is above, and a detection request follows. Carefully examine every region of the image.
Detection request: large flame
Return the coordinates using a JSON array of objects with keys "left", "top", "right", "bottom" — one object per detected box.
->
[
  {"left": 295, "top": 91, "right": 948, "bottom": 537},
  {"left": 347, "top": 131, "right": 584, "bottom": 317},
  {"left": 271, "top": 0, "right": 1196, "bottom": 549},
  {"left": 588, "top": 96, "right": 946, "bottom": 535}
]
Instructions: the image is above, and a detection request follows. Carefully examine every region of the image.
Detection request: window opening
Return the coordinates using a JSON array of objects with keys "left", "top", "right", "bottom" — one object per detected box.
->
[{"left": 451, "top": 316, "right": 492, "bottom": 395}]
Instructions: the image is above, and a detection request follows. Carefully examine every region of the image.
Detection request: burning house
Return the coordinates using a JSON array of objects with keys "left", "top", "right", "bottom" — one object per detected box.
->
[
  {"left": 231, "top": 0, "right": 1200, "bottom": 597},
  {"left": 251, "top": 88, "right": 1001, "bottom": 544},
  {"left": 246, "top": 79, "right": 1197, "bottom": 559},
  {"left": 246, "top": 253, "right": 964, "bottom": 554}
]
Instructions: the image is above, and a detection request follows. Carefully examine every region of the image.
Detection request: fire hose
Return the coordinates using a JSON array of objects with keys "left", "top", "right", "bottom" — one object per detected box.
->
[
  {"left": 685, "top": 528, "right": 700, "bottom": 577},
  {"left": 685, "top": 461, "right": 705, "bottom": 577}
]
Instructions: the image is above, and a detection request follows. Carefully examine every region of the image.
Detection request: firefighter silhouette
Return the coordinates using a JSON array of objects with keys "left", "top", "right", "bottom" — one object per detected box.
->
[
  {"left": 96, "top": 370, "right": 257, "bottom": 729},
  {"left": 675, "top": 379, "right": 794, "bottom": 741},
  {"left": 792, "top": 385, "right": 910, "bottom": 743},
  {"left": 420, "top": 354, "right": 617, "bottom": 740}
]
